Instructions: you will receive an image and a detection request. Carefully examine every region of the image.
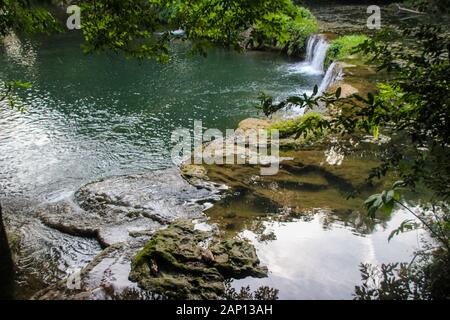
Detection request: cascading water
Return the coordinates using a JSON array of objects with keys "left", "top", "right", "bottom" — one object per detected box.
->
[
  {"left": 281, "top": 35, "right": 342, "bottom": 117},
  {"left": 318, "top": 62, "right": 343, "bottom": 95},
  {"left": 289, "top": 35, "right": 330, "bottom": 75},
  {"left": 306, "top": 35, "right": 330, "bottom": 74}
]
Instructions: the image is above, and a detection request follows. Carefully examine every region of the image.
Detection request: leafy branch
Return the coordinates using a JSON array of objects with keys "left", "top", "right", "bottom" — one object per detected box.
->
[{"left": 0, "top": 80, "right": 32, "bottom": 112}]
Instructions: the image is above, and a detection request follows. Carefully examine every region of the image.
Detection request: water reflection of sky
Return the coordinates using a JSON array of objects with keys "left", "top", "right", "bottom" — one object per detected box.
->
[{"left": 234, "top": 208, "right": 423, "bottom": 300}]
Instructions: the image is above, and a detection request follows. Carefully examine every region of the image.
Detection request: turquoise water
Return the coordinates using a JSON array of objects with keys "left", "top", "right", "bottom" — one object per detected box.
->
[{"left": 0, "top": 33, "right": 322, "bottom": 199}]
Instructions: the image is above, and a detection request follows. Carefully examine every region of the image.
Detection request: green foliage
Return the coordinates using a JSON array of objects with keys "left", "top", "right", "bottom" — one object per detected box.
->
[
  {"left": 269, "top": 112, "right": 323, "bottom": 137},
  {"left": 324, "top": 35, "right": 370, "bottom": 68},
  {"left": 364, "top": 183, "right": 401, "bottom": 218},
  {"left": 79, "top": 1, "right": 171, "bottom": 61},
  {"left": 0, "top": 80, "right": 32, "bottom": 111},
  {"left": 284, "top": 13, "right": 318, "bottom": 57},
  {"left": 355, "top": 262, "right": 424, "bottom": 300},
  {"left": 1, "top": 1, "right": 312, "bottom": 61},
  {"left": 79, "top": 0, "right": 311, "bottom": 60},
  {"left": 356, "top": 194, "right": 450, "bottom": 300},
  {"left": 0, "top": 1, "right": 62, "bottom": 109},
  {"left": 355, "top": 241, "right": 450, "bottom": 300},
  {"left": 0, "top": 0, "right": 62, "bottom": 37},
  {"left": 250, "top": 5, "right": 318, "bottom": 56}
]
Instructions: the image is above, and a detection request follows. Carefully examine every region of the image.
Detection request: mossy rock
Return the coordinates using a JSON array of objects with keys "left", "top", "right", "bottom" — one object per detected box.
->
[{"left": 129, "top": 220, "right": 267, "bottom": 299}]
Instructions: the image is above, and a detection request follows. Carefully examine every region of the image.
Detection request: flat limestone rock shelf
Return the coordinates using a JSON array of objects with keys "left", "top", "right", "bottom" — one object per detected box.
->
[
  {"left": 181, "top": 132, "right": 392, "bottom": 236},
  {"left": 38, "top": 168, "right": 222, "bottom": 247}
]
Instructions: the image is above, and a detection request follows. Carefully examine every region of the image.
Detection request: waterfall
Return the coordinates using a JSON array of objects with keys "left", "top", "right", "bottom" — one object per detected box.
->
[
  {"left": 305, "top": 35, "right": 329, "bottom": 74},
  {"left": 304, "top": 34, "right": 318, "bottom": 63},
  {"left": 279, "top": 35, "right": 342, "bottom": 118},
  {"left": 318, "top": 62, "right": 343, "bottom": 95},
  {"left": 289, "top": 35, "right": 330, "bottom": 75},
  {"left": 295, "top": 35, "right": 343, "bottom": 93}
]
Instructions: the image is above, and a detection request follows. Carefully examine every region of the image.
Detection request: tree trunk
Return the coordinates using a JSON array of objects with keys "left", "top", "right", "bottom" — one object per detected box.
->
[{"left": 0, "top": 204, "right": 14, "bottom": 300}]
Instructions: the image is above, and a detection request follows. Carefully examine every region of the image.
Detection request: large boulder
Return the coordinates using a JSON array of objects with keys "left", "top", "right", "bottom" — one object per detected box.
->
[
  {"left": 237, "top": 118, "right": 272, "bottom": 132},
  {"left": 129, "top": 220, "right": 267, "bottom": 300}
]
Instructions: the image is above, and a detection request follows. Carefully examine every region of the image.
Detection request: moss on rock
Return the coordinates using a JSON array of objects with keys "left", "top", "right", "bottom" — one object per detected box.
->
[{"left": 129, "top": 220, "right": 267, "bottom": 299}]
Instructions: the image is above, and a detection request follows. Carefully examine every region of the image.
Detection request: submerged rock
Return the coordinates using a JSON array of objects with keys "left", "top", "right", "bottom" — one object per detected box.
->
[
  {"left": 38, "top": 168, "right": 220, "bottom": 247},
  {"left": 75, "top": 168, "right": 216, "bottom": 224},
  {"left": 129, "top": 220, "right": 267, "bottom": 300},
  {"left": 34, "top": 242, "right": 152, "bottom": 300},
  {"left": 327, "top": 82, "right": 359, "bottom": 98},
  {"left": 199, "top": 146, "right": 391, "bottom": 235}
]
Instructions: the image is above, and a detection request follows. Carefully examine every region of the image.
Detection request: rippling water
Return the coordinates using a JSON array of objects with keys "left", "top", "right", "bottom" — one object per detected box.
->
[{"left": 0, "top": 33, "right": 322, "bottom": 200}]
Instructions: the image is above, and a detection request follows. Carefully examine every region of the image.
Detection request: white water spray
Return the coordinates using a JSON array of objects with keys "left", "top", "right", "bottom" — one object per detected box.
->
[
  {"left": 305, "top": 35, "right": 330, "bottom": 74},
  {"left": 289, "top": 35, "right": 330, "bottom": 75},
  {"left": 280, "top": 36, "right": 343, "bottom": 117},
  {"left": 318, "top": 62, "right": 342, "bottom": 95}
]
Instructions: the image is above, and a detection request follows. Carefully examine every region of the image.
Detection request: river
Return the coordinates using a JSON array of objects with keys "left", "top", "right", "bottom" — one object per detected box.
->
[
  {"left": 0, "top": 33, "right": 323, "bottom": 200},
  {"left": 0, "top": 32, "right": 421, "bottom": 300}
]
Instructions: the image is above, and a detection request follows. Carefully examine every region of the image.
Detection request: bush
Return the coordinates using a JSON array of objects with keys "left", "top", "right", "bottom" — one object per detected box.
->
[
  {"left": 324, "top": 35, "right": 369, "bottom": 68},
  {"left": 285, "top": 14, "right": 319, "bottom": 57},
  {"left": 250, "top": 4, "right": 318, "bottom": 57},
  {"left": 268, "top": 112, "right": 324, "bottom": 138},
  {"left": 354, "top": 248, "right": 450, "bottom": 300}
]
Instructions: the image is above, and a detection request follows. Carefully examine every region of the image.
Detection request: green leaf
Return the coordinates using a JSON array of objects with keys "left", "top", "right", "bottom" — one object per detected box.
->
[
  {"left": 313, "top": 85, "right": 318, "bottom": 96},
  {"left": 388, "top": 219, "right": 419, "bottom": 241},
  {"left": 367, "top": 92, "right": 375, "bottom": 105},
  {"left": 373, "top": 125, "right": 379, "bottom": 140}
]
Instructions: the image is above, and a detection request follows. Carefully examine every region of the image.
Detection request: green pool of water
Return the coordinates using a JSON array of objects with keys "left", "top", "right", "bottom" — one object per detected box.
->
[{"left": 0, "top": 33, "right": 322, "bottom": 199}]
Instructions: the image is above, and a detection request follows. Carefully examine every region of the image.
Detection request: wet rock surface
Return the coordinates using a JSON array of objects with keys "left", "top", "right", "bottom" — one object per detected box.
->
[
  {"left": 307, "top": 3, "right": 406, "bottom": 36},
  {"left": 237, "top": 118, "right": 272, "bottom": 132},
  {"left": 34, "top": 242, "right": 151, "bottom": 300},
  {"left": 0, "top": 205, "right": 14, "bottom": 300},
  {"left": 4, "top": 168, "right": 226, "bottom": 299},
  {"left": 197, "top": 144, "right": 390, "bottom": 235},
  {"left": 129, "top": 220, "right": 267, "bottom": 300},
  {"left": 39, "top": 168, "right": 219, "bottom": 247}
]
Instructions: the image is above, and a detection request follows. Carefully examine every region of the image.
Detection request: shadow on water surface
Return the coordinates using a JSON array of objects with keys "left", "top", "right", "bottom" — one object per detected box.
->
[{"left": 205, "top": 148, "right": 389, "bottom": 236}]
